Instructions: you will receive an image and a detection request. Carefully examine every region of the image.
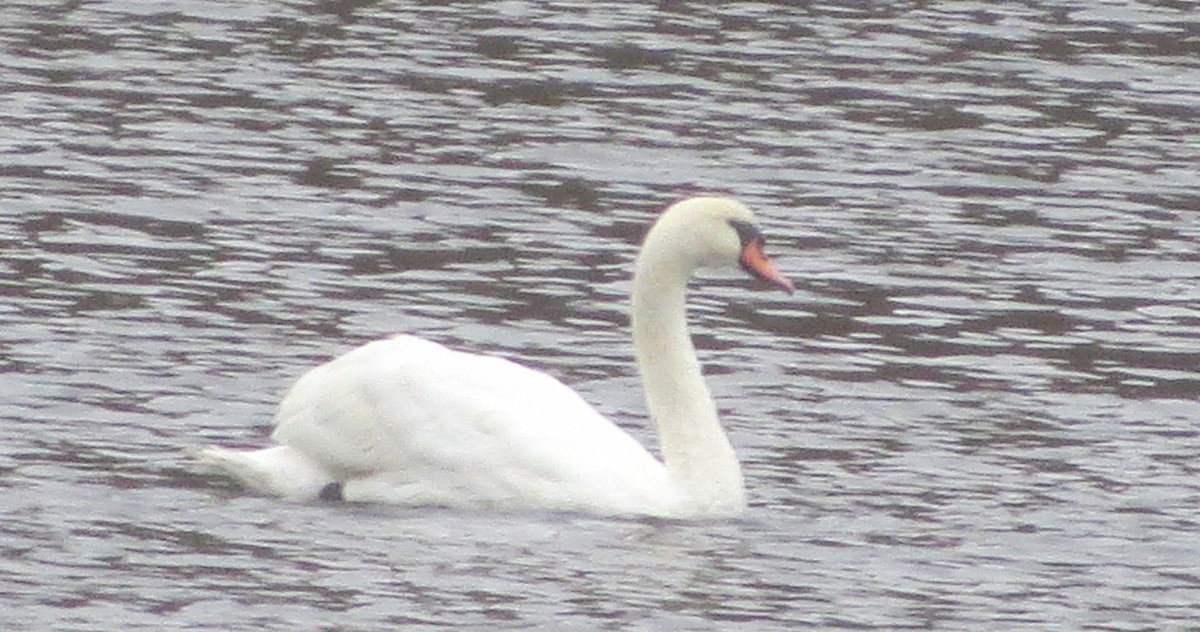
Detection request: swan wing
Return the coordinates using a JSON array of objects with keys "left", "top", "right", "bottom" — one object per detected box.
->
[{"left": 270, "top": 335, "right": 672, "bottom": 513}]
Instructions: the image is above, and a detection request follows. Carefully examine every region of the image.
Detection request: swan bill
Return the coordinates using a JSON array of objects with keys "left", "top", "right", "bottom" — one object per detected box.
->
[{"left": 739, "top": 240, "right": 795, "bottom": 294}]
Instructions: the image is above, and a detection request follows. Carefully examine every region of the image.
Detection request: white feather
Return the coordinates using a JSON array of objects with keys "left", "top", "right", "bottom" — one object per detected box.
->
[{"left": 274, "top": 335, "right": 673, "bottom": 513}]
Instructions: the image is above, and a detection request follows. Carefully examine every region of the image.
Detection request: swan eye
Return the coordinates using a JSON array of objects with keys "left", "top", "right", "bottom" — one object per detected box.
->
[{"left": 727, "top": 219, "right": 763, "bottom": 246}]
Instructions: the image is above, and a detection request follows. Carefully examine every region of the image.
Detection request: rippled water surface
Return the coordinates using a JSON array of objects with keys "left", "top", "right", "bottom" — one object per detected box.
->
[{"left": 2, "top": 1, "right": 1199, "bottom": 629}]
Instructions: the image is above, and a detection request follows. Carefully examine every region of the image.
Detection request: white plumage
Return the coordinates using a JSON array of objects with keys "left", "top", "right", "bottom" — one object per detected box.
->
[{"left": 198, "top": 196, "right": 793, "bottom": 517}]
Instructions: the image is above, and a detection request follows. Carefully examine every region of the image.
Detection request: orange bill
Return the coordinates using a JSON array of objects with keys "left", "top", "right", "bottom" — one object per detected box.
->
[{"left": 740, "top": 240, "right": 795, "bottom": 294}]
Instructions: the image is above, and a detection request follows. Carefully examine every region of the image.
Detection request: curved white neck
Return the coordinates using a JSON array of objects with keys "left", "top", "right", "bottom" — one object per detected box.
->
[{"left": 631, "top": 249, "right": 746, "bottom": 514}]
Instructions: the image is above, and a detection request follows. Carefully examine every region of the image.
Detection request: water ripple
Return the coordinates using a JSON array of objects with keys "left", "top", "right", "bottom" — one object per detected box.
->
[{"left": 1, "top": 0, "right": 1198, "bottom": 629}]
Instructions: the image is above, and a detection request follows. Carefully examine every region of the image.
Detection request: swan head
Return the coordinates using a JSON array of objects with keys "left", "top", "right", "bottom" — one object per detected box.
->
[{"left": 642, "top": 196, "right": 795, "bottom": 294}]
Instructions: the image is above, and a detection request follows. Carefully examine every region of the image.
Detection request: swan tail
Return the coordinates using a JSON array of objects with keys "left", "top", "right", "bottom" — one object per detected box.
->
[{"left": 194, "top": 445, "right": 336, "bottom": 501}]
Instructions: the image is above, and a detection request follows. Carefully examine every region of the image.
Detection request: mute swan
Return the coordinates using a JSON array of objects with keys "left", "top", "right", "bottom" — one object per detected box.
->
[{"left": 197, "top": 196, "right": 794, "bottom": 517}]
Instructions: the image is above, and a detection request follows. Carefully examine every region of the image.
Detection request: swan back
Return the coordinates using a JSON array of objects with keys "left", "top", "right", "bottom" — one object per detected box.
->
[{"left": 270, "top": 335, "right": 677, "bottom": 514}]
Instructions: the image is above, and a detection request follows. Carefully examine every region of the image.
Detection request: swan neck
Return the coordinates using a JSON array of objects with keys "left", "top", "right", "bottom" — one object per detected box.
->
[{"left": 631, "top": 249, "right": 744, "bottom": 513}]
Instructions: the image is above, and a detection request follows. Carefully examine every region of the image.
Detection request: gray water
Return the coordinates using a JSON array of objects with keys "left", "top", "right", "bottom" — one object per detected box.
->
[{"left": 2, "top": 1, "right": 1198, "bottom": 630}]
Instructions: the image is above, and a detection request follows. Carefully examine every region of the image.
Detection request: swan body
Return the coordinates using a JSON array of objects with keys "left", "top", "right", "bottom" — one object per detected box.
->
[{"left": 198, "top": 196, "right": 793, "bottom": 517}]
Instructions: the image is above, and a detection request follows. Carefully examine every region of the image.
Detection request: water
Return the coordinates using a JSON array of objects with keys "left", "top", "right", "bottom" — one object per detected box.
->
[{"left": 2, "top": 1, "right": 1198, "bottom": 629}]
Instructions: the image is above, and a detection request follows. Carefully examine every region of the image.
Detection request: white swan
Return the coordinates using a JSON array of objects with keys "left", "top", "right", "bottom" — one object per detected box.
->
[{"left": 197, "top": 196, "right": 794, "bottom": 517}]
